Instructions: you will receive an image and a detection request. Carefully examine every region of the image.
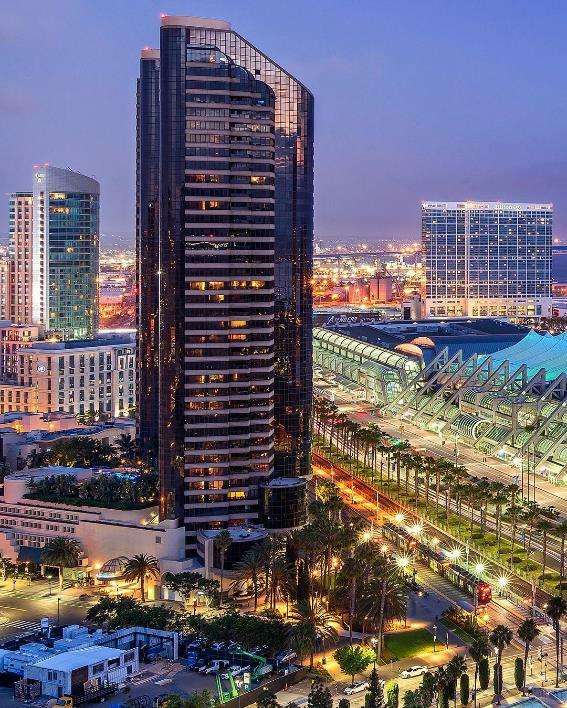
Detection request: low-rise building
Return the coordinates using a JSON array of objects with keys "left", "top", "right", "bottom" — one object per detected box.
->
[
  {"left": 2, "top": 623, "right": 177, "bottom": 701},
  {"left": 0, "top": 466, "right": 187, "bottom": 580},
  {"left": 23, "top": 644, "right": 138, "bottom": 699},
  {"left": 0, "top": 333, "right": 135, "bottom": 417},
  {"left": 0, "top": 415, "right": 134, "bottom": 471}
]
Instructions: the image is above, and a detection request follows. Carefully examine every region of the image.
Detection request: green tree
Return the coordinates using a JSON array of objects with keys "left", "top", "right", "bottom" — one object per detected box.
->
[
  {"left": 459, "top": 673, "right": 469, "bottom": 706},
  {"left": 517, "top": 618, "right": 539, "bottom": 693},
  {"left": 514, "top": 658, "right": 524, "bottom": 693},
  {"left": 114, "top": 433, "right": 138, "bottom": 465},
  {"left": 214, "top": 529, "right": 233, "bottom": 603},
  {"left": 386, "top": 683, "right": 398, "bottom": 708},
  {"left": 40, "top": 536, "right": 82, "bottom": 590},
  {"left": 367, "top": 667, "right": 384, "bottom": 708},
  {"left": 161, "top": 690, "right": 213, "bottom": 708},
  {"left": 478, "top": 658, "right": 490, "bottom": 691},
  {"left": 122, "top": 553, "right": 160, "bottom": 602},
  {"left": 257, "top": 690, "right": 281, "bottom": 708},
  {"left": 307, "top": 680, "right": 332, "bottom": 708},
  {"left": 545, "top": 595, "right": 567, "bottom": 687},
  {"left": 287, "top": 601, "right": 338, "bottom": 668},
  {"left": 334, "top": 644, "right": 374, "bottom": 686},
  {"left": 468, "top": 637, "right": 489, "bottom": 706}
]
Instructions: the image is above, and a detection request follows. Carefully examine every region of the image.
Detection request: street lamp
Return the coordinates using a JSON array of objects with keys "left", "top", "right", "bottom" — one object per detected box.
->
[
  {"left": 497, "top": 576, "right": 509, "bottom": 597},
  {"left": 448, "top": 548, "right": 462, "bottom": 561},
  {"left": 370, "top": 636, "right": 378, "bottom": 669},
  {"left": 57, "top": 597, "right": 61, "bottom": 626},
  {"left": 47, "top": 575, "right": 53, "bottom": 596},
  {"left": 394, "top": 513, "right": 405, "bottom": 525},
  {"left": 432, "top": 623, "right": 438, "bottom": 653}
]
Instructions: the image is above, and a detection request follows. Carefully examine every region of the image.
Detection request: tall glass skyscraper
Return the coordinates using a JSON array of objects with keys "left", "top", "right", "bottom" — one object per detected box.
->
[
  {"left": 423, "top": 201, "right": 552, "bottom": 318},
  {"left": 137, "top": 15, "right": 313, "bottom": 554},
  {"left": 31, "top": 166, "right": 100, "bottom": 339}
]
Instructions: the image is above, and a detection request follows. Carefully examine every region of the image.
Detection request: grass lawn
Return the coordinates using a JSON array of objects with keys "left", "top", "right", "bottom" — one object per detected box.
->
[{"left": 383, "top": 628, "right": 434, "bottom": 660}]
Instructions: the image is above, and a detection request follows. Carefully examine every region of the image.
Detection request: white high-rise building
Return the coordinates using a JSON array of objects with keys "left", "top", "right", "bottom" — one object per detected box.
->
[{"left": 422, "top": 201, "right": 552, "bottom": 318}]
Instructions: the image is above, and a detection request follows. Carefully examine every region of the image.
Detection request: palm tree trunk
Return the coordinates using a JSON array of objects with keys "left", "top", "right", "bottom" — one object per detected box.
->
[
  {"left": 523, "top": 641, "right": 530, "bottom": 693},
  {"left": 58, "top": 566, "right": 64, "bottom": 592},
  {"left": 377, "top": 579, "right": 387, "bottom": 659},
  {"left": 473, "top": 665, "right": 478, "bottom": 708},
  {"left": 140, "top": 575, "right": 145, "bottom": 603},
  {"left": 556, "top": 622, "right": 560, "bottom": 687},
  {"left": 561, "top": 537, "right": 566, "bottom": 595}
]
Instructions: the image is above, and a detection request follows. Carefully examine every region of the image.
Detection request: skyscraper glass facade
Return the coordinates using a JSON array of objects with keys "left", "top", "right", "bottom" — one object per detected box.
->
[
  {"left": 32, "top": 166, "right": 100, "bottom": 339},
  {"left": 423, "top": 201, "right": 552, "bottom": 318},
  {"left": 136, "top": 49, "right": 160, "bottom": 456},
  {"left": 137, "top": 16, "right": 313, "bottom": 555}
]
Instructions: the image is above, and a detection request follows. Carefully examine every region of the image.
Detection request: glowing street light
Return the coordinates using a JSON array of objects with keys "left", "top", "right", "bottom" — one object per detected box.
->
[
  {"left": 409, "top": 524, "right": 423, "bottom": 535},
  {"left": 395, "top": 555, "right": 410, "bottom": 570},
  {"left": 430, "top": 537, "right": 440, "bottom": 547},
  {"left": 381, "top": 544, "right": 389, "bottom": 554},
  {"left": 474, "top": 563, "right": 485, "bottom": 575},
  {"left": 360, "top": 530, "right": 372, "bottom": 544},
  {"left": 394, "top": 513, "right": 405, "bottom": 525},
  {"left": 497, "top": 576, "right": 509, "bottom": 589},
  {"left": 447, "top": 548, "right": 462, "bottom": 561}
]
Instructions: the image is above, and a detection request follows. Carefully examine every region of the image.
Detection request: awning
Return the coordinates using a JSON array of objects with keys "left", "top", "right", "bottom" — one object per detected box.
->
[{"left": 17, "top": 546, "right": 42, "bottom": 563}]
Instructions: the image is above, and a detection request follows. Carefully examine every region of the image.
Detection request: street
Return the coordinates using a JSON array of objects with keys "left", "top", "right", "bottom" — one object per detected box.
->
[{"left": 0, "top": 578, "right": 96, "bottom": 641}]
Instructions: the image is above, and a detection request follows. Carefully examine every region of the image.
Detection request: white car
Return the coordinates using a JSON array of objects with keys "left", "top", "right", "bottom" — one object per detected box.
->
[
  {"left": 400, "top": 665, "right": 428, "bottom": 679},
  {"left": 344, "top": 681, "right": 370, "bottom": 695},
  {"left": 231, "top": 665, "right": 251, "bottom": 677},
  {"left": 221, "top": 666, "right": 242, "bottom": 679}
]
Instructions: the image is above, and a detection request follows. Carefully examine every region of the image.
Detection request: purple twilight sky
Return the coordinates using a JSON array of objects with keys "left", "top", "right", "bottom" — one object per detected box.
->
[{"left": 2, "top": 0, "right": 567, "bottom": 245}]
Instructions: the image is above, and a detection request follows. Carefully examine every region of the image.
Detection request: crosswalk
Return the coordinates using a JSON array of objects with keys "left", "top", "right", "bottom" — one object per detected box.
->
[{"left": 0, "top": 619, "right": 44, "bottom": 640}]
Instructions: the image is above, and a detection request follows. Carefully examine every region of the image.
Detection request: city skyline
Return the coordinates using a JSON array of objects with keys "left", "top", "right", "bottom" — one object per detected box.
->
[{"left": 3, "top": 1, "right": 567, "bottom": 243}]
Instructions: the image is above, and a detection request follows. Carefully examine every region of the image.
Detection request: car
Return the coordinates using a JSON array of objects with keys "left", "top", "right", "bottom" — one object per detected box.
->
[
  {"left": 192, "top": 659, "right": 207, "bottom": 672},
  {"left": 400, "top": 666, "right": 429, "bottom": 679},
  {"left": 286, "top": 698, "right": 308, "bottom": 708},
  {"left": 211, "top": 642, "right": 226, "bottom": 651},
  {"left": 344, "top": 681, "right": 370, "bottom": 695},
  {"left": 231, "top": 665, "right": 251, "bottom": 677},
  {"left": 201, "top": 660, "right": 229, "bottom": 675},
  {"left": 220, "top": 665, "right": 242, "bottom": 679},
  {"left": 275, "top": 650, "right": 297, "bottom": 665}
]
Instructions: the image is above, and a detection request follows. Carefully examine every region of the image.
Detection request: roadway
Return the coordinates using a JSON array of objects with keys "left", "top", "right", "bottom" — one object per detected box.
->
[
  {"left": 311, "top": 452, "right": 563, "bottom": 703},
  {"left": 333, "top": 390, "right": 567, "bottom": 516},
  {"left": 0, "top": 578, "right": 96, "bottom": 641}
]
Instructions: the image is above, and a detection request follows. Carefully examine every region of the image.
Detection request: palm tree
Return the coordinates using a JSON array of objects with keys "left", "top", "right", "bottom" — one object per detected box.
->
[
  {"left": 41, "top": 537, "right": 82, "bottom": 591},
  {"left": 536, "top": 519, "right": 555, "bottom": 584},
  {"left": 357, "top": 560, "right": 407, "bottom": 656},
  {"left": 115, "top": 433, "right": 138, "bottom": 465},
  {"left": 489, "top": 624, "right": 513, "bottom": 704},
  {"left": 445, "top": 655, "right": 467, "bottom": 708},
  {"left": 232, "top": 544, "right": 265, "bottom": 611},
  {"left": 517, "top": 618, "right": 539, "bottom": 693},
  {"left": 122, "top": 554, "right": 160, "bottom": 602},
  {"left": 545, "top": 595, "right": 567, "bottom": 687},
  {"left": 554, "top": 520, "right": 567, "bottom": 594},
  {"left": 214, "top": 529, "right": 232, "bottom": 603},
  {"left": 469, "top": 636, "right": 489, "bottom": 708},
  {"left": 287, "top": 600, "right": 338, "bottom": 668}
]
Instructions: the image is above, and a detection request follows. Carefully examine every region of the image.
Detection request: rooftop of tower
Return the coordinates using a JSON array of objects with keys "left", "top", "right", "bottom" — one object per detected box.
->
[{"left": 160, "top": 14, "right": 231, "bottom": 30}]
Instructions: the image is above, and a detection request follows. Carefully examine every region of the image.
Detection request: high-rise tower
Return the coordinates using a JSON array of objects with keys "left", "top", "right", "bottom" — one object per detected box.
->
[
  {"left": 423, "top": 201, "right": 552, "bottom": 318},
  {"left": 137, "top": 15, "right": 313, "bottom": 554},
  {"left": 8, "top": 192, "right": 33, "bottom": 324},
  {"left": 31, "top": 165, "right": 100, "bottom": 338}
]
